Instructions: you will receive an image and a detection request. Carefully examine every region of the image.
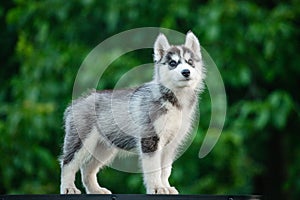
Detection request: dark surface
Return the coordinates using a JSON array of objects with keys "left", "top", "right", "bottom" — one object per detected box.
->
[{"left": 0, "top": 194, "right": 262, "bottom": 200}]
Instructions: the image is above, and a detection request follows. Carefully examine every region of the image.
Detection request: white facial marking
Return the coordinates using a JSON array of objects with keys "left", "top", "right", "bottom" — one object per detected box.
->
[{"left": 170, "top": 54, "right": 180, "bottom": 63}]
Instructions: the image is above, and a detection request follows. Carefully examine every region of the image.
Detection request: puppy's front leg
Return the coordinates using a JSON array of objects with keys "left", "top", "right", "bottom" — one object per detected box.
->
[
  {"left": 141, "top": 135, "right": 171, "bottom": 194},
  {"left": 141, "top": 151, "right": 165, "bottom": 194}
]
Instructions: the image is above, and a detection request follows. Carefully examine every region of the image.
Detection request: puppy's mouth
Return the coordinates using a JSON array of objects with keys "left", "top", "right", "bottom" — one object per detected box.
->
[{"left": 180, "top": 77, "right": 192, "bottom": 81}]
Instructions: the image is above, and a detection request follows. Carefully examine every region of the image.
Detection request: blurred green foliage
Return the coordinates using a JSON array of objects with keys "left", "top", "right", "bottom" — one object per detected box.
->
[{"left": 0, "top": 0, "right": 299, "bottom": 199}]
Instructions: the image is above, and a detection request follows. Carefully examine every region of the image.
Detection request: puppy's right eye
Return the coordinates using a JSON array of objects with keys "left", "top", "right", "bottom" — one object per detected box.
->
[{"left": 169, "top": 60, "right": 177, "bottom": 68}]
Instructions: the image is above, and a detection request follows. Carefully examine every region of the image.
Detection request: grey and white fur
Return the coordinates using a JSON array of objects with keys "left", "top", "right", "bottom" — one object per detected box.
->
[{"left": 60, "top": 31, "right": 205, "bottom": 194}]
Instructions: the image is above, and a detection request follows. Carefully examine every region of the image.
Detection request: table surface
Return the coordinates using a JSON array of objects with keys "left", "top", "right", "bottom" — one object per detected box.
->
[{"left": 0, "top": 194, "right": 262, "bottom": 200}]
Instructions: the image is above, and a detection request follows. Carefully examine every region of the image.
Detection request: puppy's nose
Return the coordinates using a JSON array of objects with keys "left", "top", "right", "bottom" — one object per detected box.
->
[{"left": 181, "top": 69, "right": 190, "bottom": 77}]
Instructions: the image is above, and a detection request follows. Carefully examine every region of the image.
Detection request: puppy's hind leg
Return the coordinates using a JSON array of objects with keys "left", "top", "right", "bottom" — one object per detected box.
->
[
  {"left": 81, "top": 143, "right": 117, "bottom": 194},
  {"left": 60, "top": 146, "right": 87, "bottom": 194},
  {"left": 60, "top": 161, "right": 81, "bottom": 194}
]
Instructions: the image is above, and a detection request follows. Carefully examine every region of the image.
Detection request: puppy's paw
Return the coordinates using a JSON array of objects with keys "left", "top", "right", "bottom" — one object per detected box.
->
[
  {"left": 88, "top": 187, "right": 112, "bottom": 194},
  {"left": 94, "top": 187, "right": 111, "bottom": 194},
  {"left": 62, "top": 187, "right": 81, "bottom": 194},
  {"left": 167, "top": 186, "right": 179, "bottom": 194},
  {"left": 148, "top": 187, "right": 179, "bottom": 194}
]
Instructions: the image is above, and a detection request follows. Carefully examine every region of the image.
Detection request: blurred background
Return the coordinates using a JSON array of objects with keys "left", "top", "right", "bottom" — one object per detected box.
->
[{"left": 0, "top": 0, "right": 299, "bottom": 199}]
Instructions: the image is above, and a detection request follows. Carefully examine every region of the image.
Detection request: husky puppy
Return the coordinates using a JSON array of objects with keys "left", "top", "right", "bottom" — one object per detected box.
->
[{"left": 60, "top": 31, "right": 205, "bottom": 194}]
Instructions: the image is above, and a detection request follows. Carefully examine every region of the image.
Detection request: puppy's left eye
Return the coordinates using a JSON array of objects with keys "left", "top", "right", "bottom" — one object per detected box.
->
[
  {"left": 187, "top": 59, "right": 194, "bottom": 66},
  {"left": 169, "top": 60, "right": 178, "bottom": 68}
]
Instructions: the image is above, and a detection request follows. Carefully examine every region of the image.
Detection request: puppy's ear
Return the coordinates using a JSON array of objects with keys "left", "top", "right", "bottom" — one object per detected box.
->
[
  {"left": 154, "top": 33, "right": 170, "bottom": 63},
  {"left": 185, "top": 31, "right": 201, "bottom": 59}
]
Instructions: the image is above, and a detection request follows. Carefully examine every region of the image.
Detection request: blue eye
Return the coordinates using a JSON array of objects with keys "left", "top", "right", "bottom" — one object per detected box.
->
[{"left": 169, "top": 60, "right": 177, "bottom": 68}]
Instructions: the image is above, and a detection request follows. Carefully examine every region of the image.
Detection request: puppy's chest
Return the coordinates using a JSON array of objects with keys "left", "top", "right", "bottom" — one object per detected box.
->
[{"left": 153, "top": 104, "right": 192, "bottom": 142}]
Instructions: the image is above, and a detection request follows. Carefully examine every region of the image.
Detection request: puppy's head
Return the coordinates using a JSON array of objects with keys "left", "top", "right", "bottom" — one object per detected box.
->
[{"left": 153, "top": 31, "right": 205, "bottom": 91}]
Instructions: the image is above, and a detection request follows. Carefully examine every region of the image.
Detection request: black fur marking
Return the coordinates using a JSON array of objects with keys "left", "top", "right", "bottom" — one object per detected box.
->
[
  {"left": 141, "top": 135, "right": 160, "bottom": 153},
  {"left": 63, "top": 138, "right": 82, "bottom": 165},
  {"left": 165, "top": 53, "right": 173, "bottom": 63},
  {"left": 62, "top": 116, "right": 83, "bottom": 166},
  {"left": 94, "top": 121, "right": 137, "bottom": 151},
  {"left": 159, "top": 84, "right": 181, "bottom": 109},
  {"left": 106, "top": 131, "right": 137, "bottom": 150}
]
